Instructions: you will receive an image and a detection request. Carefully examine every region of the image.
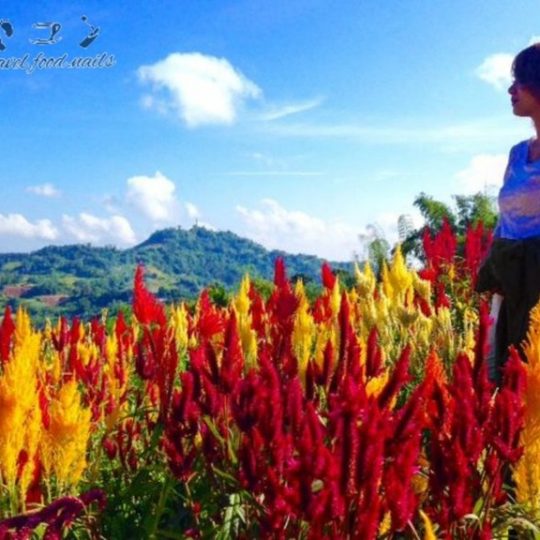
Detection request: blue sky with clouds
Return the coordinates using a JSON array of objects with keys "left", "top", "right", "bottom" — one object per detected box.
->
[{"left": 0, "top": 0, "right": 538, "bottom": 260}]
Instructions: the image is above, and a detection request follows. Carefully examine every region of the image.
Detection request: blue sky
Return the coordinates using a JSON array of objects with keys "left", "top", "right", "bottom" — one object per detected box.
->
[{"left": 0, "top": 0, "right": 538, "bottom": 260}]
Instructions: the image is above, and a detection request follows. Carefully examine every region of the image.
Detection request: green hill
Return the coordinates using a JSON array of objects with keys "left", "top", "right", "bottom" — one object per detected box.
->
[{"left": 0, "top": 226, "right": 355, "bottom": 324}]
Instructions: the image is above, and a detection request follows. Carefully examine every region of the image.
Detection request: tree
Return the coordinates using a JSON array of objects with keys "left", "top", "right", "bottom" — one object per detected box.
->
[
  {"left": 413, "top": 192, "right": 456, "bottom": 230},
  {"left": 402, "top": 191, "right": 497, "bottom": 261},
  {"left": 368, "top": 237, "right": 391, "bottom": 277},
  {"left": 454, "top": 193, "right": 498, "bottom": 232}
]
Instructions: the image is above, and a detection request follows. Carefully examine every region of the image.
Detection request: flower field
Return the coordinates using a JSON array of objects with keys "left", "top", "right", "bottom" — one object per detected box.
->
[{"left": 1, "top": 222, "right": 540, "bottom": 539}]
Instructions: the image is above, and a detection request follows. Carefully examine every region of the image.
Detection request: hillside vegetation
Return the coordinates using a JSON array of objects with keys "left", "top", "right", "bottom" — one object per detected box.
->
[{"left": 0, "top": 226, "right": 353, "bottom": 324}]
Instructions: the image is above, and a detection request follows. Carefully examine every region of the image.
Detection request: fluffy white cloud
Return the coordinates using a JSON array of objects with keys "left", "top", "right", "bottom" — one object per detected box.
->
[
  {"left": 475, "top": 39, "right": 540, "bottom": 91},
  {"left": 62, "top": 213, "right": 137, "bottom": 245},
  {"left": 185, "top": 202, "right": 200, "bottom": 219},
  {"left": 138, "top": 52, "right": 261, "bottom": 127},
  {"left": 26, "top": 183, "right": 61, "bottom": 197},
  {"left": 475, "top": 53, "right": 513, "bottom": 90},
  {"left": 184, "top": 202, "right": 216, "bottom": 229},
  {"left": 455, "top": 154, "right": 507, "bottom": 194},
  {"left": 236, "top": 198, "right": 361, "bottom": 261},
  {"left": 0, "top": 213, "right": 58, "bottom": 240},
  {"left": 126, "top": 171, "right": 179, "bottom": 222}
]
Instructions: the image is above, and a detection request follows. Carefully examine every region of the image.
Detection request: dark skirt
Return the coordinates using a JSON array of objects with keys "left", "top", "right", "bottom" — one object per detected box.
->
[{"left": 476, "top": 236, "right": 540, "bottom": 383}]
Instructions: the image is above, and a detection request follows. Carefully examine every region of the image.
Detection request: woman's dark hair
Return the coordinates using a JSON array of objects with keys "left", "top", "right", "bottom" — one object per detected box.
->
[{"left": 513, "top": 43, "right": 540, "bottom": 99}]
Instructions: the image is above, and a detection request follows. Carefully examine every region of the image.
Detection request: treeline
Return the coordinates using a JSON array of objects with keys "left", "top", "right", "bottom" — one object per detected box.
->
[{"left": 0, "top": 226, "right": 354, "bottom": 325}]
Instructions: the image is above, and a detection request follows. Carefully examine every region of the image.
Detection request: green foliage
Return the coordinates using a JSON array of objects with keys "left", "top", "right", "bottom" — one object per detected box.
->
[
  {"left": 453, "top": 192, "right": 498, "bottom": 231},
  {"left": 368, "top": 237, "right": 391, "bottom": 276},
  {"left": 250, "top": 277, "right": 274, "bottom": 302},
  {"left": 207, "top": 282, "right": 230, "bottom": 308},
  {"left": 414, "top": 192, "right": 457, "bottom": 230},
  {"left": 402, "top": 191, "right": 498, "bottom": 261}
]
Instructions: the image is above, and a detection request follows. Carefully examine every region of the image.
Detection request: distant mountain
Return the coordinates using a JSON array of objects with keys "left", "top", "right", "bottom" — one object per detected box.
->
[{"left": 0, "top": 226, "right": 355, "bottom": 324}]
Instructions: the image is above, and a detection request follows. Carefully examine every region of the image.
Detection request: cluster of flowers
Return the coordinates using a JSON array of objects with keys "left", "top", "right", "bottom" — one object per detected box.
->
[{"left": 0, "top": 222, "right": 539, "bottom": 538}]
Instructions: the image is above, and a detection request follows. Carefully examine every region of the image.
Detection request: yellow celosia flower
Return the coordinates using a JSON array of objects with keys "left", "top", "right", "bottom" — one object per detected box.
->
[
  {"left": 234, "top": 275, "right": 251, "bottom": 320},
  {"left": 418, "top": 313, "right": 434, "bottom": 341},
  {"left": 233, "top": 275, "right": 258, "bottom": 367},
  {"left": 13, "top": 306, "right": 33, "bottom": 349},
  {"left": 387, "top": 245, "right": 414, "bottom": 301},
  {"left": 102, "top": 334, "right": 130, "bottom": 430},
  {"left": 397, "top": 306, "right": 419, "bottom": 327},
  {"left": 347, "top": 289, "right": 361, "bottom": 328},
  {"left": 381, "top": 262, "right": 393, "bottom": 300},
  {"left": 41, "top": 380, "right": 91, "bottom": 487},
  {"left": 355, "top": 261, "right": 376, "bottom": 297},
  {"left": 431, "top": 307, "right": 454, "bottom": 356},
  {"left": 375, "top": 293, "right": 390, "bottom": 328},
  {"left": 460, "top": 306, "right": 479, "bottom": 358},
  {"left": 359, "top": 296, "right": 378, "bottom": 336},
  {"left": 447, "top": 263, "right": 456, "bottom": 282},
  {"left": 330, "top": 279, "right": 341, "bottom": 319},
  {"left": 0, "top": 308, "right": 42, "bottom": 504},
  {"left": 312, "top": 326, "right": 337, "bottom": 373},
  {"left": 365, "top": 370, "right": 389, "bottom": 399},
  {"left": 515, "top": 300, "right": 540, "bottom": 510},
  {"left": 293, "top": 280, "right": 315, "bottom": 381},
  {"left": 413, "top": 273, "right": 432, "bottom": 302},
  {"left": 19, "top": 406, "right": 42, "bottom": 501},
  {"left": 170, "top": 303, "right": 189, "bottom": 352},
  {"left": 78, "top": 341, "right": 99, "bottom": 369}
]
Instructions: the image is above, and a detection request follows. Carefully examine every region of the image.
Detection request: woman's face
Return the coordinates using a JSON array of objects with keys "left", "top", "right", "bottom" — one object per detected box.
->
[{"left": 508, "top": 80, "right": 540, "bottom": 117}]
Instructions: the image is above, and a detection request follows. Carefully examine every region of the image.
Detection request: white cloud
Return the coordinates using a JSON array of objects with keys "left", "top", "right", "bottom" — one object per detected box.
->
[
  {"left": 138, "top": 52, "right": 261, "bottom": 127},
  {"left": 126, "top": 171, "right": 179, "bottom": 222},
  {"left": 235, "top": 198, "right": 360, "bottom": 261},
  {"left": 262, "top": 116, "right": 526, "bottom": 147},
  {"left": 475, "top": 39, "right": 540, "bottom": 91},
  {"left": 227, "top": 171, "right": 324, "bottom": 177},
  {"left": 185, "top": 202, "right": 200, "bottom": 219},
  {"left": 184, "top": 202, "right": 201, "bottom": 219},
  {"left": 196, "top": 220, "right": 217, "bottom": 231},
  {"left": 455, "top": 153, "right": 507, "bottom": 194},
  {"left": 258, "top": 97, "right": 324, "bottom": 121},
  {"left": 62, "top": 213, "right": 137, "bottom": 245},
  {"left": 26, "top": 183, "right": 61, "bottom": 197},
  {"left": 183, "top": 202, "right": 216, "bottom": 230},
  {"left": 475, "top": 53, "right": 513, "bottom": 90},
  {"left": 0, "top": 213, "right": 58, "bottom": 240}
]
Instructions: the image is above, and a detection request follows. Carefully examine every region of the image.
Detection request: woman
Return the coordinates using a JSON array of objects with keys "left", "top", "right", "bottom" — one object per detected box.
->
[{"left": 476, "top": 42, "right": 540, "bottom": 384}]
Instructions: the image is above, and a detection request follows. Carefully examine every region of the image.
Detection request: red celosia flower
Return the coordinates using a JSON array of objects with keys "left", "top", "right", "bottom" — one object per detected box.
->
[
  {"left": 377, "top": 345, "right": 411, "bottom": 409},
  {"left": 464, "top": 221, "right": 493, "bottom": 289},
  {"left": 219, "top": 310, "right": 245, "bottom": 394},
  {"left": 0, "top": 305, "right": 15, "bottom": 365},
  {"left": 365, "top": 327, "right": 383, "bottom": 378},
  {"left": 133, "top": 265, "right": 166, "bottom": 327},
  {"left": 321, "top": 262, "right": 336, "bottom": 290},
  {"left": 196, "top": 290, "right": 226, "bottom": 342},
  {"left": 273, "top": 257, "right": 288, "bottom": 288}
]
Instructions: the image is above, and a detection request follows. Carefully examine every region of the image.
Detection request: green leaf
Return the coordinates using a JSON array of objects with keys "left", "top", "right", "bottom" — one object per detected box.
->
[{"left": 203, "top": 416, "right": 226, "bottom": 445}]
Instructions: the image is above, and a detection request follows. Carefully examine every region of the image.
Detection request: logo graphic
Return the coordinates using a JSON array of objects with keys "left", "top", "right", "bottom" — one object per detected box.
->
[
  {"left": 0, "top": 19, "right": 13, "bottom": 51},
  {"left": 30, "top": 22, "right": 63, "bottom": 45},
  {"left": 79, "top": 16, "right": 100, "bottom": 48},
  {"left": 0, "top": 15, "right": 115, "bottom": 74}
]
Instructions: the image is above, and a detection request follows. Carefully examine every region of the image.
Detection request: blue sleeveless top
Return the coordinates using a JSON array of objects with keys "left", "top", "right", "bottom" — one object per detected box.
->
[{"left": 495, "top": 139, "right": 540, "bottom": 239}]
